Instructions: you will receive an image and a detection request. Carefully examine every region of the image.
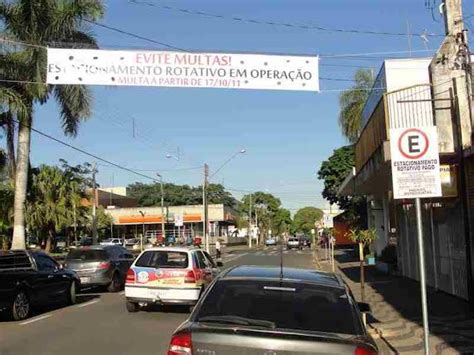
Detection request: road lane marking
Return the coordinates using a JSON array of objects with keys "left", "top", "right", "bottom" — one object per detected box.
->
[
  {"left": 77, "top": 299, "right": 101, "bottom": 308},
  {"left": 223, "top": 253, "right": 247, "bottom": 263},
  {"left": 20, "top": 314, "right": 52, "bottom": 325}
]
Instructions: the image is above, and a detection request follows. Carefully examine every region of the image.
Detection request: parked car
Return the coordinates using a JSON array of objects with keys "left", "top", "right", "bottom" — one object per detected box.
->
[
  {"left": 0, "top": 250, "right": 79, "bottom": 321},
  {"left": 125, "top": 246, "right": 222, "bottom": 312},
  {"left": 265, "top": 237, "right": 277, "bottom": 246},
  {"left": 100, "top": 238, "right": 123, "bottom": 246},
  {"left": 64, "top": 246, "right": 134, "bottom": 292},
  {"left": 168, "top": 265, "right": 377, "bottom": 354},
  {"left": 125, "top": 238, "right": 140, "bottom": 247},
  {"left": 300, "top": 236, "right": 312, "bottom": 248},
  {"left": 287, "top": 237, "right": 301, "bottom": 250}
]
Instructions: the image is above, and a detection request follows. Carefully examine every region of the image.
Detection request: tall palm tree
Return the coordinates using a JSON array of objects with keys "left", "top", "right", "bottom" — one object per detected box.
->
[
  {"left": 0, "top": 0, "right": 104, "bottom": 249},
  {"left": 338, "top": 69, "right": 375, "bottom": 143}
]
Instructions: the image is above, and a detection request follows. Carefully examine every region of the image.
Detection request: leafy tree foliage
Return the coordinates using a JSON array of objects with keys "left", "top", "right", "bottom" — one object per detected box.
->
[
  {"left": 317, "top": 145, "right": 367, "bottom": 228},
  {"left": 1, "top": 0, "right": 105, "bottom": 249},
  {"left": 127, "top": 182, "right": 238, "bottom": 208},
  {"left": 241, "top": 192, "right": 283, "bottom": 242},
  {"left": 272, "top": 208, "right": 292, "bottom": 236},
  {"left": 292, "top": 207, "right": 323, "bottom": 235},
  {"left": 338, "top": 69, "right": 374, "bottom": 143}
]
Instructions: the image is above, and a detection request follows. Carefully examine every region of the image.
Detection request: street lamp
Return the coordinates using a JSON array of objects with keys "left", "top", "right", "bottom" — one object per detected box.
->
[
  {"left": 209, "top": 148, "right": 246, "bottom": 179},
  {"left": 139, "top": 210, "right": 146, "bottom": 251},
  {"left": 156, "top": 173, "right": 166, "bottom": 245}
]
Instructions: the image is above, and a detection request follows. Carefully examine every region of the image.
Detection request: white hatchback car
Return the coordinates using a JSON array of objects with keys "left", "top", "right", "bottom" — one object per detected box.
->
[{"left": 125, "top": 247, "right": 221, "bottom": 312}]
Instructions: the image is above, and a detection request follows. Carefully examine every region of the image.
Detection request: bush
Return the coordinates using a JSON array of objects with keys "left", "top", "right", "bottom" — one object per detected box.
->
[{"left": 379, "top": 245, "right": 397, "bottom": 264}]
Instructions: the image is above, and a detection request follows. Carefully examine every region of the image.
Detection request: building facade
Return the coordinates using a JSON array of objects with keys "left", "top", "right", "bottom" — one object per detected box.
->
[{"left": 338, "top": 57, "right": 472, "bottom": 301}]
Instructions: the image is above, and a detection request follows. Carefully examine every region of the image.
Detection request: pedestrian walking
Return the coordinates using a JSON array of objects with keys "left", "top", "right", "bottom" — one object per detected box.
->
[{"left": 215, "top": 239, "right": 222, "bottom": 260}]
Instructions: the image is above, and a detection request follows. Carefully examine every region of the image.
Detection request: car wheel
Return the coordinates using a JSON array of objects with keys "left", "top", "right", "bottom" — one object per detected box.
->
[
  {"left": 68, "top": 281, "right": 77, "bottom": 305},
  {"left": 126, "top": 301, "right": 139, "bottom": 313},
  {"left": 11, "top": 291, "right": 30, "bottom": 321},
  {"left": 107, "top": 272, "right": 121, "bottom": 293}
]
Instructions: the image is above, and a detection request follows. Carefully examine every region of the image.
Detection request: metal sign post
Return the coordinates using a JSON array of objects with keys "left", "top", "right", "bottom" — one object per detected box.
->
[
  {"left": 390, "top": 125, "right": 442, "bottom": 355},
  {"left": 415, "top": 197, "right": 430, "bottom": 355}
]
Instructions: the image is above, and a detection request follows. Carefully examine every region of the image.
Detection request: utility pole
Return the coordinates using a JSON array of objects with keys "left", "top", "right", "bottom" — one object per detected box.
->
[
  {"left": 157, "top": 174, "right": 166, "bottom": 244},
  {"left": 431, "top": 0, "right": 474, "bottom": 313},
  {"left": 249, "top": 193, "right": 252, "bottom": 248},
  {"left": 92, "top": 162, "right": 98, "bottom": 245},
  {"left": 73, "top": 184, "right": 77, "bottom": 243},
  {"left": 203, "top": 164, "right": 209, "bottom": 253}
]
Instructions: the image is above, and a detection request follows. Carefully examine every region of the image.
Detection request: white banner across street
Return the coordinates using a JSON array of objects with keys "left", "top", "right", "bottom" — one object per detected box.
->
[
  {"left": 47, "top": 48, "right": 319, "bottom": 92},
  {"left": 390, "top": 126, "right": 442, "bottom": 199}
]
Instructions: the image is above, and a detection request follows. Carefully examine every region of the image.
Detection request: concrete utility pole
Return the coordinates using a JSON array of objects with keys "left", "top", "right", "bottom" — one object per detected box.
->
[
  {"left": 249, "top": 193, "right": 252, "bottom": 248},
  {"left": 203, "top": 164, "right": 209, "bottom": 253},
  {"left": 432, "top": 0, "right": 474, "bottom": 307},
  {"left": 157, "top": 173, "right": 166, "bottom": 243},
  {"left": 91, "top": 162, "right": 98, "bottom": 245}
]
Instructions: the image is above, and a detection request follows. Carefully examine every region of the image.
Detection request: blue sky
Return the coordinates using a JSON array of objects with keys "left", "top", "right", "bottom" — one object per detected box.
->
[{"left": 28, "top": 0, "right": 471, "bottom": 211}]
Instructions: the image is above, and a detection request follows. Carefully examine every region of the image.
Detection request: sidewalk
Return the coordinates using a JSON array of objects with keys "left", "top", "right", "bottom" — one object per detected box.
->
[{"left": 315, "top": 248, "right": 474, "bottom": 354}]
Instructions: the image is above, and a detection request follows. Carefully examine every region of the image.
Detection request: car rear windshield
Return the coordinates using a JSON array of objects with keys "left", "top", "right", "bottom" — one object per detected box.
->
[
  {"left": 0, "top": 251, "right": 32, "bottom": 270},
  {"left": 288, "top": 238, "right": 299, "bottom": 241},
  {"left": 135, "top": 251, "right": 189, "bottom": 269},
  {"left": 66, "top": 249, "right": 108, "bottom": 261},
  {"left": 195, "top": 280, "right": 362, "bottom": 335}
]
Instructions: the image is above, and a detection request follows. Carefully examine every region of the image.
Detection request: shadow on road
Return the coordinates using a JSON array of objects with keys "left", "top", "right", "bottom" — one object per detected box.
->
[
  {"left": 335, "top": 248, "right": 474, "bottom": 353},
  {"left": 0, "top": 293, "right": 102, "bottom": 322}
]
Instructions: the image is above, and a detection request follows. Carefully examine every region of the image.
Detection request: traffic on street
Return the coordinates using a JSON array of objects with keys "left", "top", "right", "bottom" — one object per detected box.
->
[{"left": 1, "top": 246, "right": 340, "bottom": 355}]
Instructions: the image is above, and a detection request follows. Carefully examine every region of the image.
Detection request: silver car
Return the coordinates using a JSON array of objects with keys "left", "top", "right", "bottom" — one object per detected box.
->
[
  {"left": 65, "top": 246, "right": 134, "bottom": 292},
  {"left": 168, "top": 266, "right": 378, "bottom": 354}
]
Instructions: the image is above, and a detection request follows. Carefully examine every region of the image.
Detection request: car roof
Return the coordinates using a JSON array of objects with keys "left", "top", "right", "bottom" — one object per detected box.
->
[
  {"left": 141, "top": 246, "right": 201, "bottom": 253},
  {"left": 75, "top": 245, "right": 122, "bottom": 250},
  {"left": 222, "top": 265, "right": 344, "bottom": 288}
]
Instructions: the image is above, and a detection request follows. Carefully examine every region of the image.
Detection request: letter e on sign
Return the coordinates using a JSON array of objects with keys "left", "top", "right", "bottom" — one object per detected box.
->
[{"left": 398, "top": 128, "right": 429, "bottom": 159}]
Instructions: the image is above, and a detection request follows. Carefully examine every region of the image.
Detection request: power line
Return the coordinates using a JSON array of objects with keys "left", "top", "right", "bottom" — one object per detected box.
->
[
  {"left": 83, "top": 20, "right": 188, "bottom": 52},
  {"left": 11, "top": 119, "right": 161, "bottom": 183},
  {"left": 129, "top": 0, "right": 443, "bottom": 38}
]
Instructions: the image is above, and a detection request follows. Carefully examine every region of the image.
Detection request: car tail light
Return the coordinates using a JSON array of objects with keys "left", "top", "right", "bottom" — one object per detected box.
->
[
  {"left": 184, "top": 270, "right": 196, "bottom": 283},
  {"left": 97, "top": 261, "right": 110, "bottom": 270},
  {"left": 355, "top": 346, "right": 377, "bottom": 355},
  {"left": 168, "top": 332, "right": 192, "bottom": 355},
  {"left": 126, "top": 269, "right": 136, "bottom": 284}
]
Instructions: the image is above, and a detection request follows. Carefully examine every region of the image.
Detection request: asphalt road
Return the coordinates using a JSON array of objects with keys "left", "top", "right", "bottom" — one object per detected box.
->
[{"left": 0, "top": 246, "right": 315, "bottom": 355}]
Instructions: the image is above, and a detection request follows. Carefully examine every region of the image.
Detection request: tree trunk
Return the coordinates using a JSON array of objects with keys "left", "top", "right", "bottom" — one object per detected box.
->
[
  {"left": 6, "top": 112, "right": 16, "bottom": 181},
  {"left": 45, "top": 229, "right": 54, "bottom": 253},
  {"left": 359, "top": 242, "right": 365, "bottom": 302},
  {"left": 11, "top": 115, "right": 32, "bottom": 250}
]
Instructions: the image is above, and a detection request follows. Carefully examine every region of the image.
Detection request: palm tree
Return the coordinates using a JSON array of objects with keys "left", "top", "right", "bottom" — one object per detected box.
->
[
  {"left": 26, "top": 165, "right": 72, "bottom": 252},
  {"left": 338, "top": 69, "right": 375, "bottom": 143},
  {"left": 0, "top": 1, "right": 104, "bottom": 249}
]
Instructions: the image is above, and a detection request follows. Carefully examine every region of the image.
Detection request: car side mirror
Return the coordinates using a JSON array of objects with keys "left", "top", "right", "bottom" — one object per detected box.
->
[
  {"left": 216, "top": 261, "right": 223, "bottom": 267},
  {"left": 358, "top": 302, "right": 371, "bottom": 313}
]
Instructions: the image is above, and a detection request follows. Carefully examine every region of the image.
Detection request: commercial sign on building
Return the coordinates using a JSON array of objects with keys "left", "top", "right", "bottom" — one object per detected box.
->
[
  {"left": 174, "top": 214, "right": 184, "bottom": 227},
  {"left": 323, "top": 214, "right": 334, "bottom": 228},
  {"left": 390, "top": 126, "right": 442, "bottom": 199},
  {"left": 47, "top": 48, "right": 319, "bottom": 92}
]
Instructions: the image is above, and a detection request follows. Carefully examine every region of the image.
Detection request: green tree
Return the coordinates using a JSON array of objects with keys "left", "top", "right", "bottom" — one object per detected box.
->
[
  {"left": 26, "top": 165, "right": 73, "bottom": 252},
  {"left": 317, "top": 145, "right": 367, "bottom": 228},
  {"left": 292, "top": 207, "right": 323, "bottom": 235},
  {"left": 272, "top": 208, "right": 292, "bottom": 236},
  {"left": 241, "top": 192, "right": 282, "bottom": 244},
  {"left": 127, "top": 182, "right": 238, "bottom": 207},
  {"left": 0, "top": 0, "right": 105, "bottom": 249},
  {"left": 347, "top": 228, "right": 377, "bottom": 302},
  {"left": 338, "top": 69, "right": 374, "bottom": 143}
]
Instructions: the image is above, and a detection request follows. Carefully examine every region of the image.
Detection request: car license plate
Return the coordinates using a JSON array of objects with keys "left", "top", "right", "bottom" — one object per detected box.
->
[
  {"left": 151, "top": 289, "right": 168, "bottom": 299},
  {"left": 80, "top": 277, "right": 91, "bottom": 284}
]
